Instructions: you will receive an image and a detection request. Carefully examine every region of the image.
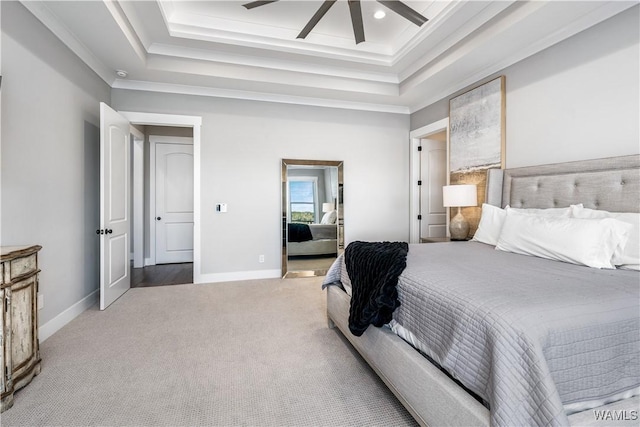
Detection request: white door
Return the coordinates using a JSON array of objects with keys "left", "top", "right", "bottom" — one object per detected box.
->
[
  {"left": 155, "top": 142, "right": 194, "bottom": 264},
  {"left": 420, "top": 138, "right": 447, "bottom": 238},
  {"left": 99, "top": 102, "right": 131, "bottom": 310}
]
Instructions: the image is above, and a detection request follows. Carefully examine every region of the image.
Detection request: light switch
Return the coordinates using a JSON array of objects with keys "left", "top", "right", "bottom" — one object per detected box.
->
[{"left": 216, "top": 203, "right": 228, "bottom": 213}]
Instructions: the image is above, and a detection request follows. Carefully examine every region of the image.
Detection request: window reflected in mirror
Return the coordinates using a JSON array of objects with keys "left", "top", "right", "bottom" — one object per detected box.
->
[{"left": 282, "top": 159, "right": 343, "bottom": 278}]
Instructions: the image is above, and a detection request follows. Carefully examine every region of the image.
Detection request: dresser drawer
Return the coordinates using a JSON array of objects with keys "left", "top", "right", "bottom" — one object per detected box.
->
[
  {"left": 8, "top": 254, "right": 38, "bottom": 281},
  {"left": 1, "top": 246, "right": 41, "bottom": 285}
]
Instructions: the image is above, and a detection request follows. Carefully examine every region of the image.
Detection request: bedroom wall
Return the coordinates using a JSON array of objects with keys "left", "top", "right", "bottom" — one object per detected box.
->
[
  {"left": 410, "top": 5, "right": 640, "bottom": 168},
  {"left": 112, "top": 90, "right": 410, "bottom": 280},
  {"left": 1, "top": 2, "right": 111, "bottom": 333}
]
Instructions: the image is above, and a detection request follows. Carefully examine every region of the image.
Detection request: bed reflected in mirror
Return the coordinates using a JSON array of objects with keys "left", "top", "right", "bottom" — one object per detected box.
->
[{"left": 282, "top": 159, "right": 343, "bottom": 278}]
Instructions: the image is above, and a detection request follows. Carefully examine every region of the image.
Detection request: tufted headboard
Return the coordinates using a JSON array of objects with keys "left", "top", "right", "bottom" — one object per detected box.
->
[{"left": 485, "top": 155, "right": 640, "bottom": 213}]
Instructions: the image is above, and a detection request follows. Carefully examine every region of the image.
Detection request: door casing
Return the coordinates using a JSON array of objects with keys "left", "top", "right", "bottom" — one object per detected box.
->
[
  {"left": 119, "top": 111, "right": 203, "bottom": 283},
  {"left": 409, "top": 118, "right": 449, "bottom": 243}
]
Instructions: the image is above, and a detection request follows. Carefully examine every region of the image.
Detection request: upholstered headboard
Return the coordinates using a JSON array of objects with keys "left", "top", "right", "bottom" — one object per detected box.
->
[{"left": 485, "top": 155, "right": 640, "bottom": 213}]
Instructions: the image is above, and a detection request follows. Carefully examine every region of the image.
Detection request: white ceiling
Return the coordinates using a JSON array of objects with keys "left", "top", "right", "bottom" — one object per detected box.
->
[{"left": 21, "top": 0, "right": 637, "bottom": 114}]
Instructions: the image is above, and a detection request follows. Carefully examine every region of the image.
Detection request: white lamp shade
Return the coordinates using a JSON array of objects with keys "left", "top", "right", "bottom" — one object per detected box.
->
[
  {"left": 322, "top": 202, "right": 335, "bottom": 212},
  {"left": 442, "top": 184, "right": 477, "bottom": 207}
]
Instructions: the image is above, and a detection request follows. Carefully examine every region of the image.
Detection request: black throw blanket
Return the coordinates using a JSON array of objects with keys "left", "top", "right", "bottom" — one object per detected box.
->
[
  {"left": 345, "top": 241, "right": 409, "bottom": 336},
  {"left": 288, "top": 223, "right": 313, "bottom": 242}
]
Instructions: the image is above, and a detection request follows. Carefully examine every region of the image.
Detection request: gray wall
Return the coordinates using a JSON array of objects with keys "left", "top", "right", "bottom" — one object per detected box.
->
[
  {"left": 1, "top": 2, "right": 111, "bottom": 326},
  {"left": 112, "top": 90, "right": 410, "bottom": 277},
  {"left": 411, "top": 6, "right": 640, "bottom": 168}
]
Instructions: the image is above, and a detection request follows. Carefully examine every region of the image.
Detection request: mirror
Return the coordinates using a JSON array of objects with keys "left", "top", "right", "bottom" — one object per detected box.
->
[{"left": 282, "top": 159, "right": 344, "bottom": 278}]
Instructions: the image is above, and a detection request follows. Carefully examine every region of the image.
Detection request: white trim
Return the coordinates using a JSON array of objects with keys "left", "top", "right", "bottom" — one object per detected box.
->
[
  {"left": 149, "top": 136, "right": 193, "bottom": 145},
  {"left": 149, "top": 140, "right": 156, "bottom": 265},
  {"left": 409, "top": 118, "right": 449, "bottom": 244},
  {"left": 132, "top": 135, "right": 144, "bottom": 268},
  {"left": 149, "top": 136, "right": 194, "bottom": 266},
  {"left": 20, "top": 1, "right": 115, "bottom": 86},
  {"left": 119, "top": 111, "right": 202, "bottom": 283},
  {"left": 129, "top": 125, "right": 144, "bottom": 140},
  {"left": 119, "top": 111, "right": 202, "bottom": 127},
  {"left": 198, "top": 269, "right": 282, "bottom": 284},
  {"left": 113, "top": 80, "right": 410, "bottom": 115},
  {"left": 39, "top": 290, "right": 99, "bottom": 342},
  {"left": 144, "top": 257, "right": 153, "bottom": 267}
]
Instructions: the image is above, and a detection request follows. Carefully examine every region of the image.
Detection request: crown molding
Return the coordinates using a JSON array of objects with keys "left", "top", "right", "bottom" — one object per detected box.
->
[
  {"left": 112, "top": 79, "right": 410, "bottom": 115},
  {"left": 19, "top": 0, "right": 115, "bottom": 85},
  {"left": 148, "top": 43, "right": 399, "bottom": 84}
]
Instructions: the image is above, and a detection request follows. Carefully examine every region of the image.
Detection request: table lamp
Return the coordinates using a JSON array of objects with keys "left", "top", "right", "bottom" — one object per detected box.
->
[
  {"left": 322, "top": 202, "right": 335, "bottom": 213},
  {"left": 442, "top": 184, "right": 478, "bottom": 240}
]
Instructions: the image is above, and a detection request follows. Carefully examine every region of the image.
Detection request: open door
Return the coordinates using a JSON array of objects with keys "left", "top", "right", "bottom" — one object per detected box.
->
[{"left": 99, "top": 102, "right": 131, "bottom": 310}]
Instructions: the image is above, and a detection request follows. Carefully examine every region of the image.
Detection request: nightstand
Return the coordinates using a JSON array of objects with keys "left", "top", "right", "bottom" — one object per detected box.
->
[{"left": 420, "top": 237, "right": 469, "bottom": 243}]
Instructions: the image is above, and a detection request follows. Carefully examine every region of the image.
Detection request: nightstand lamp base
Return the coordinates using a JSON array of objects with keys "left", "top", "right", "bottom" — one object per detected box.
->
[{"left": 449, "top": 208, "right": 470, "bottom": 241}]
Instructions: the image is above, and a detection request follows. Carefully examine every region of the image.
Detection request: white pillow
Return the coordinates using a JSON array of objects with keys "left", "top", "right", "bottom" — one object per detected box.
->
[
  {"left": 472, "top": 204, "right": 507, "bottom": 246},
  {"left": 320, "top": 210, "right": 337, "bottom": 225},
  {"left": 570, "top": 206, "right": 640, "bottom": 270},
  {"left": 505, "top": 204, "right": 581, "bottom": 217},
  {"left": 496, "top": 210, "right": 631, "bottom": 269}
]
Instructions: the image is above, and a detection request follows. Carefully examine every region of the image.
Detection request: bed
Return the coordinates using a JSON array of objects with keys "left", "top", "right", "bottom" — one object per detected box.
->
[
  {"left": 288, "top": 222, "right": 338, "bottom": 256},
  {"left": 323, "top": 155, "right": 640, "bottom": 426}
]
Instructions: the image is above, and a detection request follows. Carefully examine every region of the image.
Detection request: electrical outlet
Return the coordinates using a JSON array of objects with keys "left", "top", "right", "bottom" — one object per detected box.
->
[
  {"left": 259, "top": 255, "right": 265, "bottom": 263},
  {"left": 37, "top": 293, "right": 44, "bottom": 310}
]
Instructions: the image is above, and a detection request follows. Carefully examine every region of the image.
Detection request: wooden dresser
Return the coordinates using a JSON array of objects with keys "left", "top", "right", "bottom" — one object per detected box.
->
[{"left": 0, "top": 245, "right": 42, "bottom": 412}]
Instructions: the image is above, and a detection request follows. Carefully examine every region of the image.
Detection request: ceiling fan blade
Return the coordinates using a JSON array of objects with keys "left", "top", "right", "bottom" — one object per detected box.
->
[
  {"left": 348, "top": 0, "right": 365, "bottom": 44},
  {"left": 242, "top": 1, "right": 279, "bottom": 10},
  {"left": 297, "top": 0, "right": 337, "bottom": 39},
  {"left": 377, "top": 0, "right": 428, "bottom": 26}
]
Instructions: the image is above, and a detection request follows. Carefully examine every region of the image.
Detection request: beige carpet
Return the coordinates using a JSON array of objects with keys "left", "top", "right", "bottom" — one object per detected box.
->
[{"left": 1, "top": 277, "right": 417, "bottom": 426}]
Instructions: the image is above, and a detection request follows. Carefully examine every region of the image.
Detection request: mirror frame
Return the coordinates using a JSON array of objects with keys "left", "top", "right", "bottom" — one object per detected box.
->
[{"left": 282, "top": 159, "right": 344, "bottom": 278}]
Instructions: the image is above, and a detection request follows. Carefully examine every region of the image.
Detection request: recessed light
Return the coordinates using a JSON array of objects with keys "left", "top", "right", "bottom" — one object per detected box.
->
[
  {"left": 374, "top": 10, "right": 386, "bottom": 20},
  {"left": 116, "top": 70, "right": 128, "bottom": 78}
]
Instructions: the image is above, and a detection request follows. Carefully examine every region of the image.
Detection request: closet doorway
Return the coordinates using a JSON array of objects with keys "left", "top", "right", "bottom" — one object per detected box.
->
[{"left": 131, "top": 127, "right": 194, "bottom": 288}]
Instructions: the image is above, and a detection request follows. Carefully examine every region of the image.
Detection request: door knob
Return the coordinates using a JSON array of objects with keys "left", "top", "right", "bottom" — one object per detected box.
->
[
  {"left": 156, "top": 217, "right": 162, "bottom": 221},
  {"left": 106, "top": 229, "right": 113, "bottom": 234}
]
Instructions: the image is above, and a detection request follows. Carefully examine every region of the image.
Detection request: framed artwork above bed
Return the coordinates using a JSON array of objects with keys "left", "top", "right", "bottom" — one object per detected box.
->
[{"left": 449, "top": 75, "right": 505, "bottom": 237}]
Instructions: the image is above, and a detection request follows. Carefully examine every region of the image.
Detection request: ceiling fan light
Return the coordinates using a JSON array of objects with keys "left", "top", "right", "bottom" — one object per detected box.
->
[{"left": 374, "top": 10, "right": 386, "bottom": 20}]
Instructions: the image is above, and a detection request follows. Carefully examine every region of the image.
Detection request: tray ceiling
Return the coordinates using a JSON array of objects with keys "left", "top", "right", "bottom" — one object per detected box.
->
[{"left": 20, "top": 1, "right": 637, "bottom": 113}]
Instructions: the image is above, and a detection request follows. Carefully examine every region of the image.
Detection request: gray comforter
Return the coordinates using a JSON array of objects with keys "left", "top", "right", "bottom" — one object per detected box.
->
[{"left": 326, "top": 242, "right": 640, "bottom": 426}]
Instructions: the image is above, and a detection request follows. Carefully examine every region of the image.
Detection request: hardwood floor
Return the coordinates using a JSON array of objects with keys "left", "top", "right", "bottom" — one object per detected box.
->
[{"left": 131, "top": 263, "right": 193, "bottom": 288}]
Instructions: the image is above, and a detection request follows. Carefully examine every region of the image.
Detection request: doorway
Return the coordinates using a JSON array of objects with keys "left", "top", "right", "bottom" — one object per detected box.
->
[
  {"left": 134, "top": 131, "right": 194, "bottom": 287},
  {"left": 121, "top": 114, "right": 202, "bottom": 291},
  {"left": 409, "top": 118, "right": 449, "bottom": 243}
]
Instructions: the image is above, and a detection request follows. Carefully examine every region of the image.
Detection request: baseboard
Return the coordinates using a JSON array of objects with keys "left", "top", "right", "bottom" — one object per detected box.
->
[
  {"left": 196, "top": 269, "right": 282, "bottom": 284},
  {"left": 144, "top": 257, "right": 153, "bottom": 266},
  {"left": 39, "top": 290, "right": 99, "bottom": 342}
]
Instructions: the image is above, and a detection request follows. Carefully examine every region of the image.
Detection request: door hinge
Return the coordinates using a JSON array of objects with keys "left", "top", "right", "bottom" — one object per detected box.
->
[
  {"left": 418, "top": 146, "right": 422, "bottom": 151},
  {"left": 418, "top": 215, "right": 422, "bottom": 220},
  {"left": 417, "top": 180, "right": 422, "bottom": 186}
]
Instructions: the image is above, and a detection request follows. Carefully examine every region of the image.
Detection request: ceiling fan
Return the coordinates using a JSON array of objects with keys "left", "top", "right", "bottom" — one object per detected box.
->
[{"left": 242, "top": 0, "right": 428, "bottom": 44}]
